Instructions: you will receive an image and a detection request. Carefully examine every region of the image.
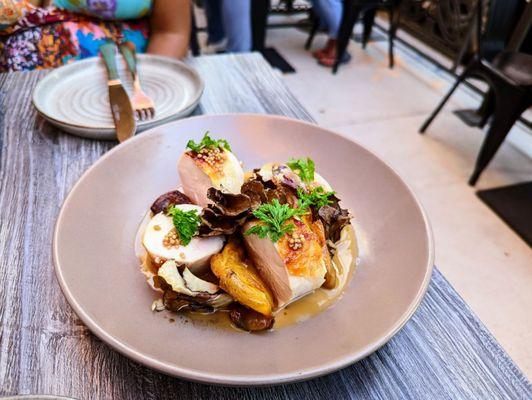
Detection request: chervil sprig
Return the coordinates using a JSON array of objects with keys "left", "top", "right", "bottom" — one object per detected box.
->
[
  {"left": 297, "top": 186, "right": 336, "bottom": 210},
  {"left": 287, "top": 157, "right": 315, "bottom": 183},
  {"left": 165, "top": 206, "right": 201, "bottom": 246},
  {"left": 244, "top": 199, "right": 303, "bottom": 242},
  {"left": 186, "top": 132, "right": 232, "bottom": 153}
]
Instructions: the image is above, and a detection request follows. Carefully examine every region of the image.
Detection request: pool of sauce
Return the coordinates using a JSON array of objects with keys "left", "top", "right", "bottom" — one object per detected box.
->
[{"left": 136, "top": 211, "right": 359, "bottom": 332}]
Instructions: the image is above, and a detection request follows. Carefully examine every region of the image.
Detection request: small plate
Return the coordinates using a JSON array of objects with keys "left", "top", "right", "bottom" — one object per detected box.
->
[
  {"left": 53, "top": 114, "right": 434, "bottom": 385},
  {"left": 33, "top": 54, "right": 203, "bottom": 140}
]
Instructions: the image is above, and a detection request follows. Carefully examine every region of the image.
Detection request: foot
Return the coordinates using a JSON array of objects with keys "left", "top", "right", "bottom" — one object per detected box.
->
[
  {"left": 318, "top": 46, "right": 351, "bottom": 68},
  {"left": 312, "top": 39, "right": 335, "bottom": 59}
]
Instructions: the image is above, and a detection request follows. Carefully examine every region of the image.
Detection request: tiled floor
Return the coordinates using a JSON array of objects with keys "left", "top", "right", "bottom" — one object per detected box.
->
[{"left": 264, "top": 27, "right": 532, "bottom": 378}]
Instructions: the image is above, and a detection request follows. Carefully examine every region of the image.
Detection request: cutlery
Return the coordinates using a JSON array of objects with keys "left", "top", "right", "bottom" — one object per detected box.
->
[
  {"left": 120, "top": 41, "right": 156, "bottom": 121},
  {"left": 100, "top": 42, "right": 136, "bottom": 142}
]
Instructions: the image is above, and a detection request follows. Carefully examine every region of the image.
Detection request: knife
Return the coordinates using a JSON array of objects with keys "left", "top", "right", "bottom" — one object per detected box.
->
[{"left": 100, "top": 42, "right": 136, "bottom": 142}]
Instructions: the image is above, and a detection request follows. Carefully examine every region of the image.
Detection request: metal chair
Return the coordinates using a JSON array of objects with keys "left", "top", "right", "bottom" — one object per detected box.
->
[{"left": 419, "top": 0, "right": 532, "bottom": 186}]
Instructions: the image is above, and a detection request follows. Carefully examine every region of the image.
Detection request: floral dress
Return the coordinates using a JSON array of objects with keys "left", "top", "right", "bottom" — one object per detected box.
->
[{"left": 0, "top": 0, "right": 152, "bottom": 71}]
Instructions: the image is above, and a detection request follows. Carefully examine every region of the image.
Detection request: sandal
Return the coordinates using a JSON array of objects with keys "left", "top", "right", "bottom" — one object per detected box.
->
[
  {"left": 318, "top": 49, "right": 352, "bottom": 68},
  {"left": 312, "top": 39, "right": 335, "bottom": 59}
]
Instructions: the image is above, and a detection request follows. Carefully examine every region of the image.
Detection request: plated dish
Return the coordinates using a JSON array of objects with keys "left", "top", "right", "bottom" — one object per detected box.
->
[
  {"left": 136, "top": 133, "right": 357, "bottom": 332},
  {"left": 53, "top": 114, "right": 433, "bottom": 385}
]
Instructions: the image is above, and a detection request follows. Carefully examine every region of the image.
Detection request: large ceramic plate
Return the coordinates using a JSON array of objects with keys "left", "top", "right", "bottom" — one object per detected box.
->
[
  {"left": 53, "top": 114, "right": 434, "bottom": 385},
  {"left": 33, "top": 54, "right": 203, "bottom": 140}
]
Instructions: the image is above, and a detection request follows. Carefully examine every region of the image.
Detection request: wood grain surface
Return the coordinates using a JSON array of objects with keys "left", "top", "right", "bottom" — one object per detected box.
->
[{"left": 0, "top": 53, "right": 530, "bottom": 399}]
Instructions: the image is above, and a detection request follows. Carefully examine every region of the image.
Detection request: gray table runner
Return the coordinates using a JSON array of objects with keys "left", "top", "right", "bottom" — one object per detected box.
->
[{"left": 0, "top": 53, "right": 530, "bottom": 399}]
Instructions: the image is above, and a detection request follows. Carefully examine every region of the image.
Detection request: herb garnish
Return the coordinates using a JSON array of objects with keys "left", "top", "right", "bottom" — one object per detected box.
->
[
  {"left": 165, "top": 206, "right": 201, "bottom": 246},
  {"left": 287, "top": 157, "right": 315, "bottom": 183},
  {"left": 244, "top": 199, "right": 303, "bottom": 242},
  {"left": 297, "top": 186, "right": 336, "bottom": 210},
  {"left": 186, "top": 132, "right": 232, "bottom": 153}
]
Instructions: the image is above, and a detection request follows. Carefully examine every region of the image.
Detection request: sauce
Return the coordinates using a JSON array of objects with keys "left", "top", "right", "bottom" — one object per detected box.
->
[{"left": 136, "top": 210, "right": 359, "bottom": 332}]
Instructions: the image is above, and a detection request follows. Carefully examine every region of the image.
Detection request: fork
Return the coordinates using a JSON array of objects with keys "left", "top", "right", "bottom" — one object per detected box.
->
[{"left": 119, "top": 41, "right": 155, "bottom": 121}]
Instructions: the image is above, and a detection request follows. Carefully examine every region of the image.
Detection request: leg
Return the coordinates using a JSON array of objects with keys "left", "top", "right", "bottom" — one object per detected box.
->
[
  {"left": 469, "top": 90, "right": 528, "bottom": 185},
  {"left": 305, "top": 1, "right": 323, "bottom": 50},
  {"left": 250, "top": 0, "right": 270, "bottom": 51},
  {"left": 305, "top": 15, "right": 320, "bottom": 50},
  {"left": 478, "top": 90, "right": 495, "bottom": 128},
  {"left": 190, "top": 9, "right": 200, "bottom": 56},
  {"left": 387, "top": 6, "right": 397, "bottom": 68},
  {"left": 419, "top": 72, "right": 467, "bottom": 133},
  {"left": 314, "top": 0, "right": 342, "bottom": 39},
  {"left": 362, "top": 8, "right": 377, "bottom": 49},
  {"left": 203, "top": 0, "right": 225, "bottom": 45},
  {"left": 333, "top": 0, "right": 361, "bottom": 74},
  {"left": 222, "top": 0, "right": 252, "bottom": 52}
]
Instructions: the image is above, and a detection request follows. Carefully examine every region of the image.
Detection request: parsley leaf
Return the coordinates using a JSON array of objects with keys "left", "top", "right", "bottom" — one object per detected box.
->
[
  {"left": 244, "top": 199, "right": 303, "bottom": 242},
  {"left": 165, "top": 206, "right": 201, "bottom": 246},
  {"left": 287, "top": 157, "right": 315, "bottom": 183},
  {"left": 186, "top": 132, "right": 232, "bottom": 153},
  {"left": 297, "top": 186, "right": 336, "bottom": 210}
]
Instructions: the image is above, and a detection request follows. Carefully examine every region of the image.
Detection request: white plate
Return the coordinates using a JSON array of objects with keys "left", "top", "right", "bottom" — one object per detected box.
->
[
  {"left": 53, "top": 114, "right": 434, "bottom": 385},
  {"left": 32, "top": 54, "right": 203, "bottom": 140}
]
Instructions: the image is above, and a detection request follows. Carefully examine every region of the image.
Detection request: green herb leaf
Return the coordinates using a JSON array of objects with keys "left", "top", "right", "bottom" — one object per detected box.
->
[
  {"left": 186, "top": 132, "right": 232, "bottom": 153},
  {"left": 244, "top": 199, "right": 301, "bottom": 242},
  {"left": 287, "top": 157, "right": 315, "bottom": 183},
  {"left": 297, "top": 186, "right": 336, "bottom": 210},
  {"left": 165, "top": 206, "right": 201, "bottom": 246}
]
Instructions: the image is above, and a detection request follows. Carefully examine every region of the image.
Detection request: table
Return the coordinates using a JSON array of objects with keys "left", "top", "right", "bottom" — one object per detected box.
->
[{"left": 0, "top": 53, "right": 530, "bottom": 400}]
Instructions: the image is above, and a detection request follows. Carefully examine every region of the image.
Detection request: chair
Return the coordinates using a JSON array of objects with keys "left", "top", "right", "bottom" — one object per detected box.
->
[
  {"left": 190, "top": 9, "right": 201, "bottom": 56},
  {"left": 419, "top": 0, "right": 532, "bottom": 186},
  {"left": 305, "top": 0, "right": 400, "bottom": 73}
]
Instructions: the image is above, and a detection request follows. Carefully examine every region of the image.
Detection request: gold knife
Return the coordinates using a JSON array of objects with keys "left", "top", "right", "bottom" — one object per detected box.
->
[{"left": 100, "top": 42, "right": 136, "bottom": 142}]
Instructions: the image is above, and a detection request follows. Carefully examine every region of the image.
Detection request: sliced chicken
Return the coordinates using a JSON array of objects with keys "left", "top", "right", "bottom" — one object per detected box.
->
[
  {"left": 142, "top": 204, "right": 224, "bottom": 273},
  {"left": 243, "top": 216, "right": 327, "bottom": 309},
  {"left": 242, "top": 223, "right": 292, "bottom": 307},
  {"left": 178, "top": 148, "right": 244, "bottom": 207}
]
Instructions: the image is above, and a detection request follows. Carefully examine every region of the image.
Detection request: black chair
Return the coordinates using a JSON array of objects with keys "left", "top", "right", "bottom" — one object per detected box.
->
[
  {"left": 306, "top": 0, "right": 399, "bottom": 73},
  {"left": 419, "top": 0, "right": 532, "bottom": 186}
]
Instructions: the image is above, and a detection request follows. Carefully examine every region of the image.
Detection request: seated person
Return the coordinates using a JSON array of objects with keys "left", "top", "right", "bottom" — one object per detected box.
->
[
  {"left": 309, "top": 0, "right": 351, "bottom": 67},
  {"left": 0, "top": 0, "right": 190, "bottom": 72},
  {"left": 203, "top": 0, "right": 251, "bottom": 53}
]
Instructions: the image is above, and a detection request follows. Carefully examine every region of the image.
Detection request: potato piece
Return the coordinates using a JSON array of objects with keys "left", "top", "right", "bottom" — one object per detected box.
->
[{"left": 211, "top": 239, "right": 274, "bottom": 316}]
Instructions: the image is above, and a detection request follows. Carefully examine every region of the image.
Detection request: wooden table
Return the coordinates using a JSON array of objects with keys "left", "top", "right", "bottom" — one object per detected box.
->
[{"left": 0, "top": 53, "right": 530, "bottom": 399}]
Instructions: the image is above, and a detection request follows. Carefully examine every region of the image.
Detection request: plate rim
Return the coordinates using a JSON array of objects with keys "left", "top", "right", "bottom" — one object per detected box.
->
[
  {"left": 32, "top": 54, "right": 204, "bottom": 132},
  {"left": 52, "top": 113, "right": 435, "bottom": 386}
]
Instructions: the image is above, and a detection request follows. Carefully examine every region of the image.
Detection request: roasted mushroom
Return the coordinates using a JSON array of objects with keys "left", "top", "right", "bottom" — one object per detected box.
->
[
  {"left": 150, "top": 190, "right": 191, "bottom": 214},
  {"left": 198, "top": 189, "right": 253, "bottom": 236},
  {"left": 229, "top": 304, "right": 275, "bottom": 332},
  {"left": 206, "top": 188, "right": 251, "bottom": 216}
]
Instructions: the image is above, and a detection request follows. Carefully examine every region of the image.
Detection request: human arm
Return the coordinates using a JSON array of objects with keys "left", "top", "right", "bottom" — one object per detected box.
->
[{"left": 147, "top": 0, "right": 191, "bottom": 59}]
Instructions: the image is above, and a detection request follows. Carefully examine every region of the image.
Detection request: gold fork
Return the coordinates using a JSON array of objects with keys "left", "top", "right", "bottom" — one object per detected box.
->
[{"left": 119, "top": 41, "right": 155, "bottom": 121}]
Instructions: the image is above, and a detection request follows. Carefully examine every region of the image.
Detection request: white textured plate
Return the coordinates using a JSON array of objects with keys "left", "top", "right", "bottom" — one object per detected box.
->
[{"left": 33, "top": 54, "right": 203, "bottom": 140}]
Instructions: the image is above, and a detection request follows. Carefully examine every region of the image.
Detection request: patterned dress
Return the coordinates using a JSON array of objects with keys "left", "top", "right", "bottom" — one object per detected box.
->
[{"left": 0, "top": 0, "right": 152, "bottom": 71}]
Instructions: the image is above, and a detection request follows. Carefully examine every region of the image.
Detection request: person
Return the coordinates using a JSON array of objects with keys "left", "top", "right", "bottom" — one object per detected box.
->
[
  {"left": 0, "top": 0, "right": 191, "bottom": 72},
  {"left": 203, "top": 0, "right": 251, "bottom": 53},
  {"left": 309, "top": 0, "right": 350, "bottom": 67}
]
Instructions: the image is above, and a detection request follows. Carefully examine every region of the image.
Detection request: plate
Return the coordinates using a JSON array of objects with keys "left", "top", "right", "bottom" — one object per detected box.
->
[
  {"left": 53, "top": 114, "right": 434, "bottom": 385},
  {"left": 33, "top": 54, "right": 203, "bottom": 140}
]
